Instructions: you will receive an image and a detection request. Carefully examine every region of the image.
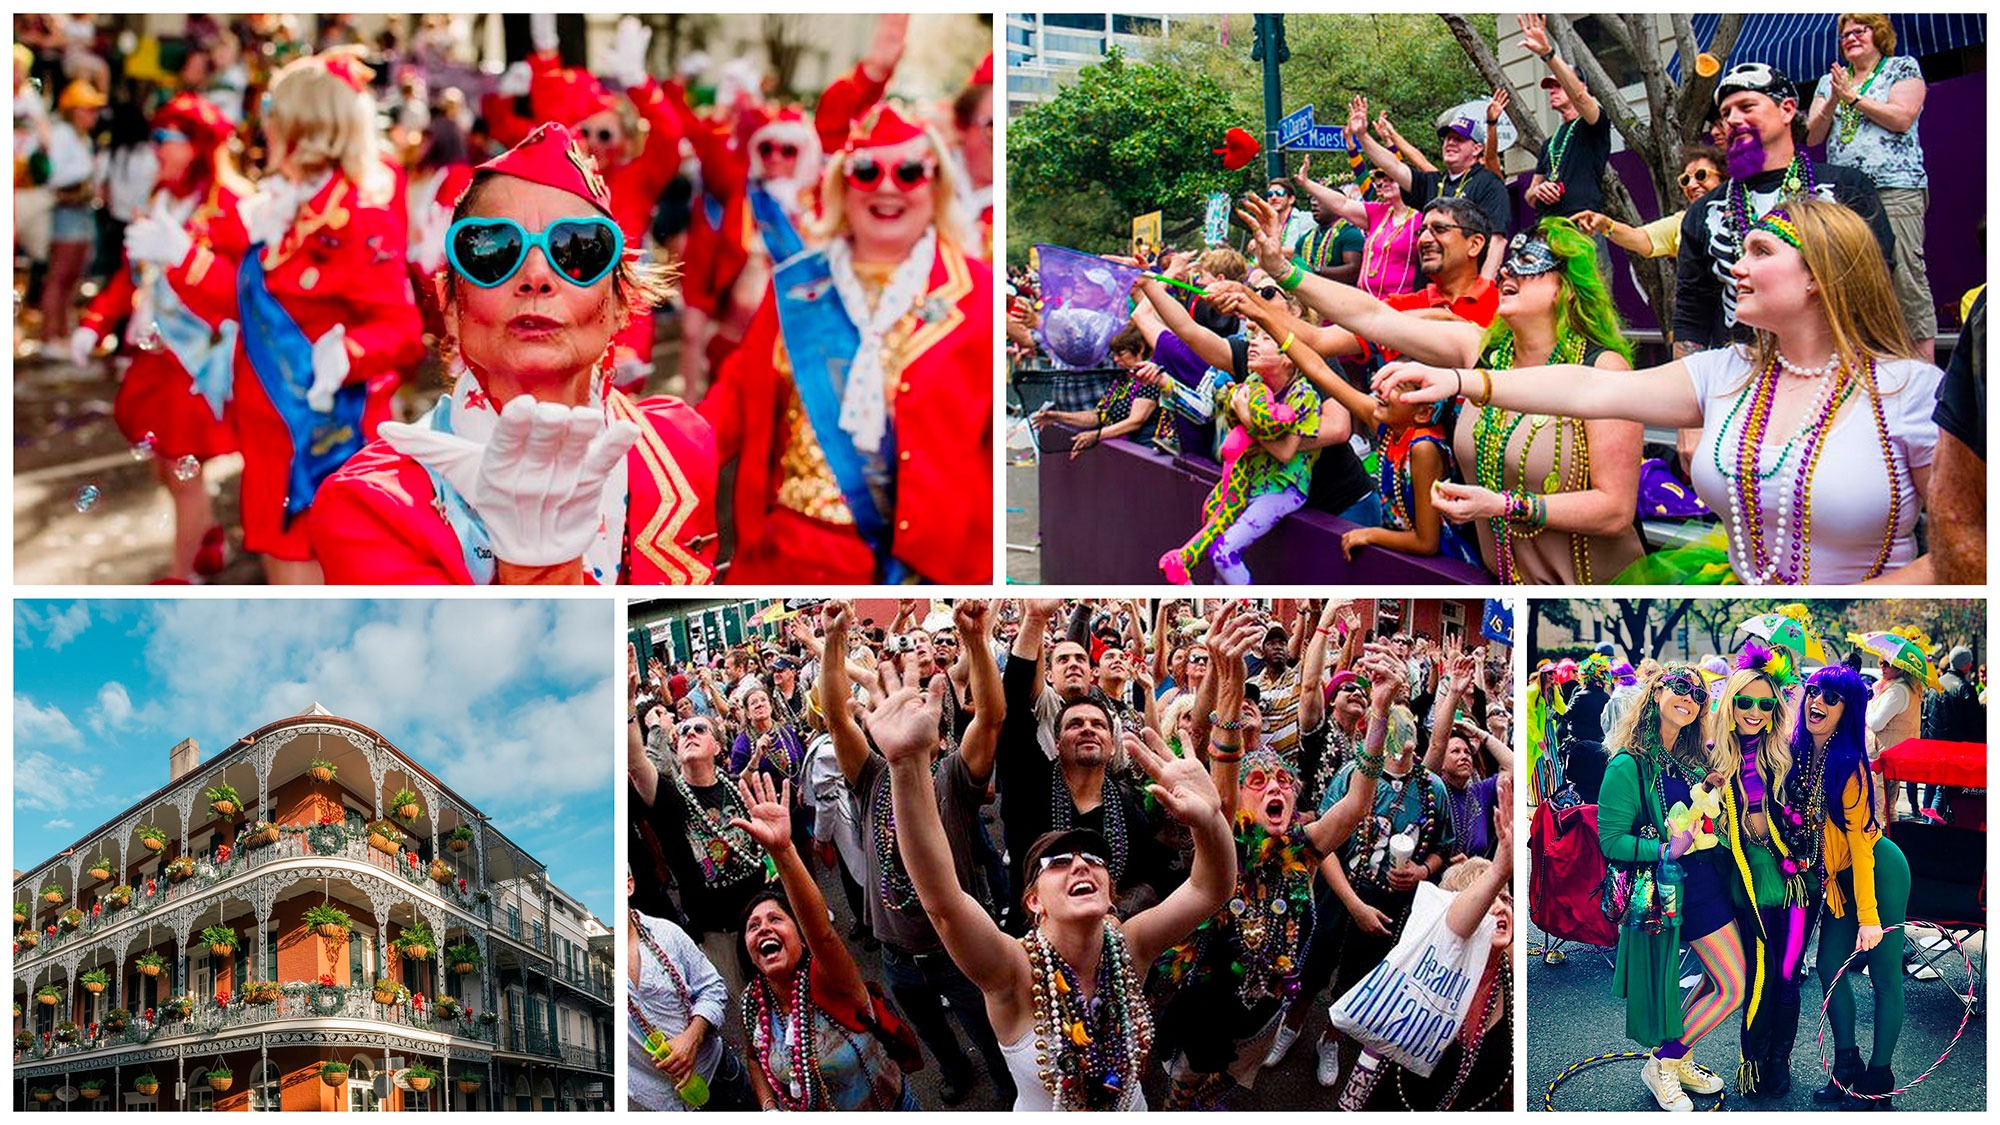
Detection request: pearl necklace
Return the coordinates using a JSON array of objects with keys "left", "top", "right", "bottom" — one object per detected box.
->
[{"left": 1776, "top": 351, "right": 1839, "bottom": 377}]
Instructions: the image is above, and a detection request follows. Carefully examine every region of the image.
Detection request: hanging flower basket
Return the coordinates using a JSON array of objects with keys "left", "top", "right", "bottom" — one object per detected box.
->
[
  {"left": 457, "top": 1078, "right": 482, "bottom": 1095},
  {"left": 205, "top": 783, "right": 241, "bottom": 819},
  {"left": 308, "top": 759, "right": 337, "bottom": 783},
  {"left": 134, "top": 1075, "right": 160, "bottom": 1096},
  {"left": 12, "top": 902, "right": 26, "bottom": 924},
  {"left": 137, "top": 952, "right": 167, "bottom": 977},
  {"left": 107, "top": 885, "right": 133, "bottom": 909},
  {"left": 393, "top": 921, "right": 437, "bottom": 962},
  {"left": 78, "top": 1082, "right": 104, "bottom": 1099},
  {"left": 447, "top": 826, "right": 474, "bottom": 853},
  {"left": 15, "top": 1029, "right": 34, "bottom": 1050},
  {"left": 36, "top": 985, "right": 62, "bottom": 1006},
  {"left": 373, "top": 980, "right": 408, "bottom": 1006},
  {"left": 87, "top": 857, "right": 114, "bottom": 881},
  {"left": 32, "top": 1089, "right": 53, "bottom": 1103},
  {"left": 41, "top": 885, "right": 64, "bottom": 904},
  {"left": 160, "top": 996, "right": 192, "bottom": 1020},
  {"left": 406, "top": 1071, "right": 434, "bottom": 1092},
  {"left": 242, "top": 822, "right": 280, "bottom": 849},
  {"left": 53, "top": 1021, "right": 78, "bottom": 1043},
  {"left": 320, "top": 1061, "right": 349, "bottom": 1088},
  {"left": 165, "top": 857, "right": 196, "bottom": 883},
  {"left": 207, "top": 1069, "right": 233, "bottom": 1093},
  {"left": 391, "top": 789, "right": 425, "bottom": 823},
  {"left": 19, "top": 931, "right": 39, "bottom": 949},
  {"left": 429, "top": 859, "right": 453, "bottom": 884},
  {"left": 140, "top": 827, "right": 168, "bottom": 852},
  {"left": 245, "top": 981, "right": 281, "bottom": 1003},
  {"left": 59, "top": 908, "right": 83, "bottom": 932},
  {"left": 434, "top": 994, "right": 463, "bottom": 1021},
  {"left": 445, "top": 942, "right": 484, "bottom": 975},
  {"left": 200, "top": 925, "right": 238, "bottom": 959},
  {"left": 81, "top": 969, "right": 110, "bottom": 994},
  {"left": 105, "top": 1008, "right": 130, "bottom": 1032}
]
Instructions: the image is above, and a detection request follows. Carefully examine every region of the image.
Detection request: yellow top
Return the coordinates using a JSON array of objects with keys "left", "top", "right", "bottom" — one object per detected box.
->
[{"left": 1822, "top": 773, "right": 1884, "bottom": 926}]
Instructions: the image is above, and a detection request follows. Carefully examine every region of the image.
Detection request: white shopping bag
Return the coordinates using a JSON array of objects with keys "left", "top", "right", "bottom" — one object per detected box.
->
[{"left": 1327, "top": 880, "right": 1495, "bottom": 1077}]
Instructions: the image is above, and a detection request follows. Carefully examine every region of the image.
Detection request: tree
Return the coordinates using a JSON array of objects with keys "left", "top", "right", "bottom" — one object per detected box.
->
[
  {"left": 1586, "top": 598, "right": 1692, "bottom": 660},
  {"left": 760, "top": 14, "right": 811, "bottom": 96},
  {"left": 1442, "top": 14, "right": 1745, "bottom": 330}
]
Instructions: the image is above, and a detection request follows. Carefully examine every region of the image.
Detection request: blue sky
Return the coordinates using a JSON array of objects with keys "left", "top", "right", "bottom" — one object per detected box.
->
[{"left": 13, "top": 599, "right": 615, "bottom": 920}]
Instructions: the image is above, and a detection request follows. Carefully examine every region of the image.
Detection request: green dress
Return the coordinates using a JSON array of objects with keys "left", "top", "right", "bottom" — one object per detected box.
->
[{"left": 1597, "top": 751, "right": 1683, "bottom": 1047}]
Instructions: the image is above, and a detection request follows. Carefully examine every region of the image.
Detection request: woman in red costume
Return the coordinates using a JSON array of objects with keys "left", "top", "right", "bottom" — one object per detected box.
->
[
  {"left": 484, "top": 15, "right": 683, "bottom": 394},
  {"left": 161, "top": 48, "right": 424, "bottom": 584},
  {"left": 702, "top": 104, "right": 992, "bottom": 584},
  {"left": 73, "top": 92, "right": 248, "bottom": 583},
  {"left": 310, "top": 122, "right": 719, "bottom": 586}
]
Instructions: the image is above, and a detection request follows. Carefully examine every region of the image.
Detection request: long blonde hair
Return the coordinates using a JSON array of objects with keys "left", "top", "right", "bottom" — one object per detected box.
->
[
  {"left": 812, "top": 119, "right": 968, "bottom": 252},
  {"left": 1705, "top": 667, "right": 1795, "bottom": 799},
  {"left": 264, "top": 46, "right": 391, "bottom": 206},
  {"left": 1741, "top": 197, "right": 1917, "bottom": 392}
]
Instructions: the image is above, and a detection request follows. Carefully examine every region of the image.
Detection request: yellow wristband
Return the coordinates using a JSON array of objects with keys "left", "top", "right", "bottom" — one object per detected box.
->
[{"left": 1278, "top": 332, "right": 1296, "bottom": 354}]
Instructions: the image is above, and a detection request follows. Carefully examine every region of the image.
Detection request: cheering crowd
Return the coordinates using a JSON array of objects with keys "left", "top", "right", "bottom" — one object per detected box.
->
[
  {"left": 13, "top": 14, "right": 992, "bottom": 585},
  {"left": 1010, "top": 14, "right": 1982, "bottom": 586},
  {"left": 626, "top": 598, "right": 1515, "bottom": 1111},
  {"left": 1531, "top": 609, "right": 1985, "bottom": 1111}
]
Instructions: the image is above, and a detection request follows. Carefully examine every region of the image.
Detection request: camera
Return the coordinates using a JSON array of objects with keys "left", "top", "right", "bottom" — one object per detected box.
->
[
  {"left": 783, "top": 598, "right": 826, "bottom": 612},
  {"left": 884, "top": 634, "right": 917, "bottom": 655}
]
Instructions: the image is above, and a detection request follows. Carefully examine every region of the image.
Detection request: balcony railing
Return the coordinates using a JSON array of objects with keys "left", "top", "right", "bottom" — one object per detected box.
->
[
  {"left": 14, "top": 987, "right": 497, "bottom": 1067},
  {"left": 557, "top": 1042, "right": 611, "bottom": 1072},
  {"left": 17, "top": 830, "right": 491, "bottom": 964}
]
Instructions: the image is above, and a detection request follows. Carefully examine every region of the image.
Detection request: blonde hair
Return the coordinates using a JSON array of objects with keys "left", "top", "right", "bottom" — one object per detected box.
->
[
  {"left": 1705, "top": 668, "right": 1795, "bottom": 799},
  {"left": 1740, "top": 197, "right": 1916, "bottom": 394},
  {"left": 1197, "top": 247, "right": 1249, "bottom": 282},
  {"left": 812, "top": 120, "right": 967, "bottom": 251},
  {"left": 1837, "top": 13, "right": 1896, "bottom": 56},
  {"left": 264, "top": 47, "right": 391, "bottom": 206},
  {"left": 1441, "top": 856, "right": 1491, "bottom": 893}
]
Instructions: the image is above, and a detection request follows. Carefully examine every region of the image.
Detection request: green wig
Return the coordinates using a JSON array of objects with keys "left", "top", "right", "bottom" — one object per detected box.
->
[{"left": 1479, "top": 215, "right": 1634, "bottom": 366}]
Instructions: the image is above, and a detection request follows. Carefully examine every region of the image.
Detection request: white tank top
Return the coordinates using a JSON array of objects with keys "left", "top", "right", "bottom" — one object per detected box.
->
[{"left": 997, "top": 1028, "right": 1148, "bottom": 1112}]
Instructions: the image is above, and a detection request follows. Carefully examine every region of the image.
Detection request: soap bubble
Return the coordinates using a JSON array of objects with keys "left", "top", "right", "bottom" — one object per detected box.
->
[
  {"left": 172, "top": 456, "right": 200, "bottom": 481},
  {"left": 74, "top": 484, "right": 101, "bottom": 513},
  {"left": 130, "top": 432, "right": 157, "bottom": 461}
]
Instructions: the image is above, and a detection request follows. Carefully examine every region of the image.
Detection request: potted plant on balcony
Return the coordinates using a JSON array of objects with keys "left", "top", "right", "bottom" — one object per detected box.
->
[
  {"left": 242, "top": 820, "right": 280, "bottom": 849},
  {"left": 136, "top": 951, "right": 167, "bottom": 977},
  {"left": 12, "top": 901, "right": 27, "bottom": 924},
  {"left": 404, "top": 1062, "right": 437, "bottom": 1092},
  {"left": 367, "top": 820, "right": 403, "bottom": 855},
  {"left": 19, "top": 929, "right": 39, "bottom": 949},
  {"left": 36, "top": 984, "right": 62, "bottom": 1006},
  {"left": 80, "top": 969, "right": 110, "bottom": 994},
  {"left": 59, "top": 908, "right": 83, "bottom": 932},
  {"left": 32, "top": 1088, "right": 53, "bottom": 1103},
  {"left": 319, "top": 1060, "right": 349, "bottom": 1088},
  {"left": 87, "top": 856, "right": 114, "bottom": 881},
  {"left": 40, "top": 883, "right": 64, "bottom": 905},
  {"left": 390, "top": 788, "right": 425, "bottom": 823},
  {"left": 159, "top": 995, "right": 192, "bottom": 1020},
  {"left": 200, "top": 924, "right": 238, "bottom": 958},
  {"left": 446, "top": 825, "right": 474, "bottom": 853},
  {"left": 15, "top": 1030, "right": 32, "bottom": 1050},
  {"left": 478, "top": 1010, "right": 498, "bottom": 1026},
  {"left": 372, "top": 979, "right": 409, "bottom": 1006},
  {"left": 394, "top": 922, "right": 436, "bottom": 961},
  {"left": 428, "top": 858, "right": 453, "bottom": 884},
  {"left": 139, "top": 825, "right": 167, "bottom": 852},
  {"left": 105, "top": 1008, "right": 129, "bottom": 1032},
  {"left": 433, "top": 994, "right": 463, "bottom": 1021},
  {"left": 446, "top": 942, "right": 484, "bottom": 976},
  {"left": 206, "top": 1065, "right": 233, "bottom": 1092},
  {"left": 133, "top": 1073, "right": 160, "bottom": 1096},
  {"left": 205, "top": 783, "right": 242, "bottom": 819},
  {"left": 165, "top": 856, "right": 196, "bottom": 883},
  {"left": 78, "top": 1080, "right": 104, "bottom": 1099},
  {"left": 304, "top": 904, "right": 352, "bottom": 941},
  {"left": 246, "top": 980, "right": 281, "bottom": 1003},
  {"left": 308, "top": 758, "right": 338, "bottom": 783},
  {"left": 456, "top": 1072, "right": 482, "bottom": 1096},
  {"left": 106, "top": 884, "right": 133, "bottom": 910},
  {"left": 53, "top": 1021, "right": 77, "bottom": 1043}
]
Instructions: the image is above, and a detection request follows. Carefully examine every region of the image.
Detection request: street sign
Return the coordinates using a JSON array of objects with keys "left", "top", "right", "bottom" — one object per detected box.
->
[
  {"left": 1277, "top": 104, "right": 1314, "bottom": 146},
  {"left": 1296, "top": 124, "right": 1349, "bottom": 152}
]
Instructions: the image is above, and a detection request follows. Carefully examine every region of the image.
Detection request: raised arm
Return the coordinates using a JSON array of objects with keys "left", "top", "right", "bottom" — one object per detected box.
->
[
  {"left": 1132, "top": 276, "right": 1234, "bottom": 372},
  {"left": 1425, "top": 640, "right": 1473, "bottom": 772},
  {"left": 815, "top": 601, "right": 875, "bottom": 787},
  {"left": 1446, "top": 773, "right": 1515, "bottom": 938},
  {"left": 1305, "top": 645, "right": 1399, "bottom": 854},
  {"left": 731, "top": 773, "right": 869, "bottom": 1009},
  {"left": 1118, "top": 728, "right": 1236, "bottom": 968},
  {"left": 1298, "top": 599, "right": 1342, "bottom": 734},
  {"left": 1293, "top": 159, "right": 1370, "bottom": 229},
  {"left": 1348, "top": 95, "right": 1415, "bottom": 192},
  {"left": 880, "top": 665, "right": 1030, "bottom": 1001},
  {"left": 1521, "top": 16, "right": 1600, "bottom": 125},
  {"left": 1185, "top": 601, "right": 1235, "bottom": 766},
  {"left": 955, "top": 599, "right": 1004, "bottom": 781},
  {"left": 1376, "top": 355, "right": 1704, "bottom": 429}
]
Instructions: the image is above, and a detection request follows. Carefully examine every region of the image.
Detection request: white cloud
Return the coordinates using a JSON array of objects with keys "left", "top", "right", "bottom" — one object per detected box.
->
[
  {"left": 15, "top": 695, "right": 82, "bottom": 746},
  {"left": 18, "top": 602, "right": 92, "bottom": 649},
  {"left": 16, "top": 750, "right": 99, "bottom": 811},
  {"left": 89, "top": 681, "right": 137, "bottom": 733},
  {"left": 44, "top": 818, "right": 74, "bottom": 830}
]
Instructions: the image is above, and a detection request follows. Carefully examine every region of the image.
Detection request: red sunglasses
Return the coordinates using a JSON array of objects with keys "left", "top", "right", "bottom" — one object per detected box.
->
[{"left": 845, "top": 153, "right": 935, "bottom": 193}]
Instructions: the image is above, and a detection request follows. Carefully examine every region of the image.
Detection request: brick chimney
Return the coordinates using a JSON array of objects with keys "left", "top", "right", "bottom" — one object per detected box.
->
[{"left": 169, "top": 737, "right": 201, "bottom": 782}]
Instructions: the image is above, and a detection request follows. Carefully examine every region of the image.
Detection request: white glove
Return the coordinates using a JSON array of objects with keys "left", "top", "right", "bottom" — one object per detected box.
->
[
  {"left": 496, "top": 61, "right": 532, "bottom": 98},
  {"left": 529, "top": 13, "right": 559, "bottom": 54},
  {"left": 124, "top": 198, "right": 194, "bottom": 267},
  {"left": 307, "top": 325, "right": 350, "bottom": 414},
  {"left": 605, "top": 17, "right": 653, "bottom": 89},
  {"left": 68, "top": 327, "right": 99, "bottom": 366},
  {"left": 238, "top": 179, "right": 302, "bottom": 249},
  {"left": 378, "top": 395, "right": 641, "bottom": 567}
]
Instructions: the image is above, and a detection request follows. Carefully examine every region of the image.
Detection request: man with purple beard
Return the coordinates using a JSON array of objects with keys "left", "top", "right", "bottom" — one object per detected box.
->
[{"left": 1671, "top": 63, "right": 1893, "bottom": 355}]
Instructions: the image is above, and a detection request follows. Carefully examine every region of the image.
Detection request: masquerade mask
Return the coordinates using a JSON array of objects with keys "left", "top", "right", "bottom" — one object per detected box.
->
[{"left": 1503, "top": 232, "right": 1559, "bottom": 278}]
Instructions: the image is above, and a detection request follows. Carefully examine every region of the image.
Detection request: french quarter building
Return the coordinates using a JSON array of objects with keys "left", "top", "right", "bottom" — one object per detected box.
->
[{"left": 13, "top": 705, "right": 614, "bottom": 1111}]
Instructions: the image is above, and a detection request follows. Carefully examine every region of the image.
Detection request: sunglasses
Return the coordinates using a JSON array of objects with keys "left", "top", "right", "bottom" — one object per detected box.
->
[
  {"left": 585, "top": 127, "right": 619, "bottom": 145},
  {"left": 1243, "top": 769, "right": 1297, "bottom": 792},
  {"left": 1036, "top": 851, "right": 1108, "bottom": 874},
  {"left": 1255, "top": 284, "right": 1282, "bottom": 301},
  {"left": 757, "top": 140, "right": 798, "bottom": 160},
  {"left": 1336, "top": 680, "right": 1367, "bottom": 695},
  {"left": 151, "top": 127, "right": 189, "bottom": 145},
  {"left": 1660, "top": 673, "right": 1708, "bottom": 703},
  {"left": 1678, "top": 168, "right": 1718, "bottom": 189},
  {"left": 1187, "top": 653, "right": 1211, "bottom": 665},
  {"left": 1266, "top": 187, "right": 1292, "bottom": 199},
  {"left": 1732, "top": 695, "right": 1779, "bottom": 713},
  {"left": 845, "top": 153, "right": 935, "bottom": 193},
  {"left": 1804, "top": 683, "right": 1844, "bottom": 706},
  {"left": 446, "top": 216, "right": 624, "bottom": 289},
  {"left": 677, "top": 720, "right": 713, "bottom": 737}
]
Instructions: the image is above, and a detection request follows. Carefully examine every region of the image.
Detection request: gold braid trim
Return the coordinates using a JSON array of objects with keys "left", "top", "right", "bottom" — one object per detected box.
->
[{"left": 1721, "top": 779, "right": 1767, "bottom": 1029}]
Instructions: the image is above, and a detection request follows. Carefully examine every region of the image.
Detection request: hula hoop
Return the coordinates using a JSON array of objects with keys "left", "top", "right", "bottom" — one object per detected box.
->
[
  {"left": 1813, "top": 919, "right": 1974, "bottom": 1101},
  {"left": 1542, "top": 1050, "right": 1726, "bottom": 1112}
]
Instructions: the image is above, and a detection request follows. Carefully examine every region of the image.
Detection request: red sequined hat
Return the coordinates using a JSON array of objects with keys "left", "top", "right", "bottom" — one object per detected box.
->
[
  {"left": 472, "top": 122, "right": 614, "bottom": 217},
  {"left": 843, "top": 103, "right": 925, "bottom": 154},
  {"left": 530, "top": 62, "right": 620, "bottom": 129},
  {"left": 151, "top": 92, "right": 233, "bottom": 156}
]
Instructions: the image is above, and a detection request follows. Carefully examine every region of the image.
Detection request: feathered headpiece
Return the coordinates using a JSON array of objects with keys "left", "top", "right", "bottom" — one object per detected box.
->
[{"left": 1735, "top": 639, "right": 1798, "bottom": 686}]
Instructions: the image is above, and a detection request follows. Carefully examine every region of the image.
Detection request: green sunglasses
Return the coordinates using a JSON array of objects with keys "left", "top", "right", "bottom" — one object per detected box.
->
[{"left": 1731, "top": 695, "right": 1778, "bottom": 713}]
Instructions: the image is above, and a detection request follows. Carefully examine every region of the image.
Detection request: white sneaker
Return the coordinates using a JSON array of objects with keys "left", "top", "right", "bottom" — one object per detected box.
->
[
  {"left": 1642, "top": 1055, "right": 1693, "bottom": 1112},
  {"left": 1263, "top": 1023, "right": 1301, "bottom": 1068},
  {"left": 1672, "top": 1055, "right": 1724, "bottom": 1095},
  {"left": 1315, "top": 1038, "right": 1341, "bottom": 1087}
]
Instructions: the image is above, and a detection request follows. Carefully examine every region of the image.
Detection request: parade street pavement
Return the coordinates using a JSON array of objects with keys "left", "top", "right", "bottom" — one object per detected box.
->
[{"left": 1525, "top": 918, "right": 1986, "bottom": 1112}]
